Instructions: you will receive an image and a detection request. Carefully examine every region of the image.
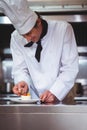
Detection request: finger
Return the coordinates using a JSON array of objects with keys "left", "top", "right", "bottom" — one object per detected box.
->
[
  {"left": 44, "top": 94, "right": 53, "bottom": 103},
  {"left": 13, "top": 85, "right": 24, "bottom": 95},
  {"left": 23, "top": 84, "right": 29, "bottom": 93},
  {"left": 40, "top": 94, "right": 47, "bottom": 102},
  {"left": 46, "top": 95, "right": 60, "bottom": 104},
  {"left": 40, "top": 90, "right": 51, "bottom": 102},
  {"left": 12, "top": 86, "right": 20, "bottom": 95},
  {"left": 17, "top": 84, "right": 27, "bottom": 95},
  {"left": 42, "top": 91, "right": 56, "bottom": 103}
]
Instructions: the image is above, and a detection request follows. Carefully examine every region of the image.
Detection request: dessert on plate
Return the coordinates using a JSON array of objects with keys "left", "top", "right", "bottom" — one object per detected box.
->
[{"left": 21, "top": 93, "right": 31, "bottom": 100}]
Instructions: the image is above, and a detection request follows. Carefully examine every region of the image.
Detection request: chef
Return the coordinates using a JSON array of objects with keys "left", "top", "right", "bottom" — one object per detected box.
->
[{"left": 0, "top": 0, "right": 79, "bottom": 104}]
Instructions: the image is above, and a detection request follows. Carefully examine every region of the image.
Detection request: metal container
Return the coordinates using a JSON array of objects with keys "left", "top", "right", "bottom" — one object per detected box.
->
[{"left": 0, "top": 59, "right": 14, "bottom": 94}]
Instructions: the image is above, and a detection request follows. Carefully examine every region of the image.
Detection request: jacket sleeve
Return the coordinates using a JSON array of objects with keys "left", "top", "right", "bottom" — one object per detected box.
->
[
  {"left": 10, "top": 33, "right": 31, "bottom": 86},
  {"left": 50, "top": 23, "right": 79, "bottom": 101}
]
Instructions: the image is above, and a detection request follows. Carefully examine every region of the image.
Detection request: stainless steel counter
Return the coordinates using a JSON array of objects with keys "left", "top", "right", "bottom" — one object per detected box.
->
[
  {"left": 0, "top": 94, "right": 87, "bottom": 130},
  {"left": 0, "top": 104, "right": 87, "bottom": 130}
]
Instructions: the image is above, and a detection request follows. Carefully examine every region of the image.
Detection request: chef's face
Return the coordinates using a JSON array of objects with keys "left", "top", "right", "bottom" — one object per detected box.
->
[{"left": 23, "top": 18, "right": 42, "bottom": 43}]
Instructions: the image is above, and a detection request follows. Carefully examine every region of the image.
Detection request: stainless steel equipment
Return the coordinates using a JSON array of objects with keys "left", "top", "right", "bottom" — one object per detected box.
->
[
  {"left": 0, "top": 99, "right": 87, "bottom": 130},
  {"left": 0, "top": 59, "right": 14, "bottom": 94}
]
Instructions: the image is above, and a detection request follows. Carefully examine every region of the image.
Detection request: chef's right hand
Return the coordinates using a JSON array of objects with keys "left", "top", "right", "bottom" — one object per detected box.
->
[{"left": 12, "top": 81, "right": 29, "bottom": 96}]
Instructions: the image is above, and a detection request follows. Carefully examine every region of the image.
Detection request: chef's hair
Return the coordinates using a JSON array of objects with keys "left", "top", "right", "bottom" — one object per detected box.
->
[
  {"left": 35, "top": 11, "right": 42, "bottom": 19},
  {"left": 33, "top": 11, "right": 43, "bottom": 28}
]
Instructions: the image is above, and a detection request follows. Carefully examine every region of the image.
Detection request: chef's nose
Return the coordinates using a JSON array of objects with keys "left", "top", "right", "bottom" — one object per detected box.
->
[{"left": 24, "top": 34, "right": 32, "bottom": 42}]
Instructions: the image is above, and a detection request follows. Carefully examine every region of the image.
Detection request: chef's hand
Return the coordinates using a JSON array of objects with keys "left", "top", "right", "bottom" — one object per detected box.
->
[
  {"left": 12, "top": 81, "right": 29, "bottom": 96},
  {"left": 40, "top": 90, "right": 60, "bottom": 104}
]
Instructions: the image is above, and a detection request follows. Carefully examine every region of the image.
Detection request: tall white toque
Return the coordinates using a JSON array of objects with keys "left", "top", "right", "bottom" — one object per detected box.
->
[{"left": 0, "top": 0, "right": 38, "bottom": 34}]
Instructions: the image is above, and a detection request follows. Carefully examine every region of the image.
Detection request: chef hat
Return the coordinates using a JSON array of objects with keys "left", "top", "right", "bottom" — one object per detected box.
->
[{"left": 0, "top": 0, "right": 38, "bottom": 34}]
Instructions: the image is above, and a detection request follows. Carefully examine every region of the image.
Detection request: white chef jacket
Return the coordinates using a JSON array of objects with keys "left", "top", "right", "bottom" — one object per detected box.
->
[{"left": 10, "top": 20, "right": 79, "bottom": 101}]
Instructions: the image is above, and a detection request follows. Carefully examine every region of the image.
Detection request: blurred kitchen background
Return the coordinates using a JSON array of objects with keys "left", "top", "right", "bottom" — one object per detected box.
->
[{"left": 0, "top": 0, "right": 87, "bottom": 96}]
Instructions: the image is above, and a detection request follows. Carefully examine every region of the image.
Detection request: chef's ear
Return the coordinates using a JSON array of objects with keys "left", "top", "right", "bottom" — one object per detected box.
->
[
  {"left": 33, "top": 18, "right": 40, "bottom": 28},
  {"left": 37, "top": 18, "right": 42, "bottom": 26}
]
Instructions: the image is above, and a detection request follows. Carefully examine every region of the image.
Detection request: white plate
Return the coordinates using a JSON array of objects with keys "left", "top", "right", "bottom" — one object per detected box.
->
[
  {"left": 74, "top": 97, "right": 87, "bottom": 101},
  {"left": 10, "top": 98, "right": 40, "bottom": 104}
]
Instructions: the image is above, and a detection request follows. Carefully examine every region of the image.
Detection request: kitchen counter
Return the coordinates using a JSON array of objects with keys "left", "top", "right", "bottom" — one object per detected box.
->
[{"left": 0, "top": 94, "right": 87, "bottom": 130}]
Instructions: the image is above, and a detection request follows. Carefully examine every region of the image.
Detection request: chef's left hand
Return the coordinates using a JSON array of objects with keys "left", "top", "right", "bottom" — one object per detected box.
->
[{"left": 40, "top": 90, "right": 60, "bottom": 104}]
